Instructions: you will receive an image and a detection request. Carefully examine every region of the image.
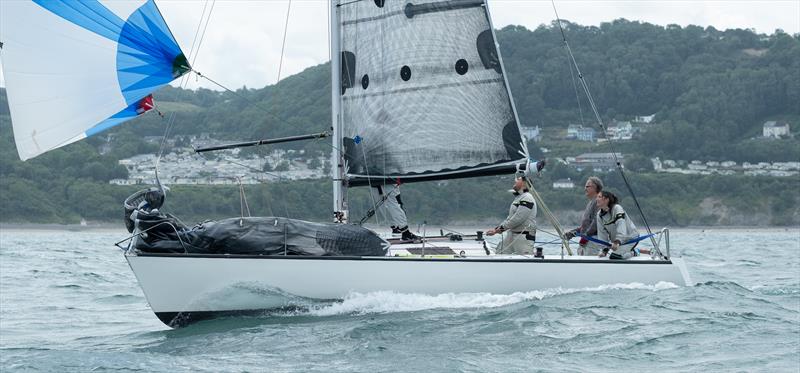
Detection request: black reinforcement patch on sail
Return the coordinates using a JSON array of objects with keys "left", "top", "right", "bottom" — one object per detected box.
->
[
  {"left": 361, "top": 74, "right": 369, "bottom": 89},
  {"left": 503, "top": 121, "right": 524, "bottom": 159},
  {"left": 342, "top": 136, "right": 366, "bottom": 175},
  {"left": 455, "top": 59, "right": 469, "bottom": 75},
  {"left": 476, "top": 29, "right": 501, "bottom": 73},
  {"left": 172, "top": 53, "right": 191, "bottom": 78},
  {"left": 341, "top": 51, "right": 356, "bottom": 94},
  {"left": 400, "top": 65, "right": 411, "bottom": 81}
]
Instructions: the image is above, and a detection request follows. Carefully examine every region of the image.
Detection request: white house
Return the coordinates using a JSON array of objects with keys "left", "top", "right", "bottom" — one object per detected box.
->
[
  {"left": 577, "top": 127, "right": 595, "bottom": 142},
  {"left": 651, "top": 157, "right": 663, "bottom": 171},
  {"left": 520, "top": 126, "right": 541, "bottom": 142},
  {"left": 763, "top": 121, "right": 790, "bottom": 138},
  {"left": 607, "top": 121, "right": 634, "bottom": 140},
  {"left": 566, "top": 124, "right": 583, "bottom": 139},
  {"left": 573, "top": 153, "right": 623, "bottom": 172},
  {"left": 553, "top": 178, "right": 575, "bottom": 189}
]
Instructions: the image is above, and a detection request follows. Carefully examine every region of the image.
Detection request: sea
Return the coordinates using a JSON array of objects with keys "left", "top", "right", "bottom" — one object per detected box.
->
[{"left": 0, "top": 228, "right": 798, "bottom": 372}]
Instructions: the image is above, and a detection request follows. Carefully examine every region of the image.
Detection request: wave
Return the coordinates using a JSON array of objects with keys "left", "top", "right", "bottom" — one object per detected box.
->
[{"left": 307, "top": 282, "right": 679, "bottom": 316}]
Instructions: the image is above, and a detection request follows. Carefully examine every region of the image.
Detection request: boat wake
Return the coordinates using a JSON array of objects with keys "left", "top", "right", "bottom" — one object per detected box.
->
[
  {"left": 307, "top": 282, "right": 679, "bottom": 317},
  {"left": 186, "top": 282, "right": 320, "bottom": 313},
  {"left": 173, "top": 281, "right": 680, "bottom": 324}
]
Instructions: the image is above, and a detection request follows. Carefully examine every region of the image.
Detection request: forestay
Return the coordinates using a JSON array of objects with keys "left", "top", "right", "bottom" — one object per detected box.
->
[
  {"left": 0, "top": 0, "right": 189, "bottom": 161},
  {"left": 336, "top": 0, "right": 526, "bottom": 185}
]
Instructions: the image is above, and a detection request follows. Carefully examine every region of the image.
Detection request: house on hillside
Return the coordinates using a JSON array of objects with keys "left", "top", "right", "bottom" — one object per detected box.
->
[
  {"left": 651, "top": 157, "right": 663, "bottom": 171},
  {"left": 553, "top": 179, "right": 575, "bottom": 189},
  {"left": 520, "top": 126, "right": 541, "bottom": 142},
  {"left": 577, "top": 127, "right": 595, "bottom": 142},
  {"left": 763, "top": 121, "right": 790, "bottom": 138},
  {"left": 573, "top": 153, "right": 623, "bottom": 172},
  {"left": 607, "top": 121, "right": 633, "bottom": 140},
  {"left": 633, "top": 114, "right": 655, "bottom": 124},
  {"left": 566, "top": 124, "right": 583, "bottom": 139}
]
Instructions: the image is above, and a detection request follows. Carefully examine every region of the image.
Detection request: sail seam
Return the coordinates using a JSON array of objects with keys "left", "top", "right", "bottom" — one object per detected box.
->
[
  {"left": 342, "top": 77, "right": 503, "bottom": 101},
  {"left": 342, "top": 10, "right": 404, "bottom": 25},
  {"left": 347, "top": 159, "right": 524, "bottom": 179}
]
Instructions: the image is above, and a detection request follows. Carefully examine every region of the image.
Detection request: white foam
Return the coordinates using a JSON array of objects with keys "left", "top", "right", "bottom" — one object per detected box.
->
[{"left": 309, "top": 282, "right": 678, "bottom": 316}]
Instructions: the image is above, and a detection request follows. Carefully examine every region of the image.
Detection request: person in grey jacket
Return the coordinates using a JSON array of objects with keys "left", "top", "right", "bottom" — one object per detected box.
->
[
  {"left": 564, "top": 176, "right": 603, "bottom": 255},
  {"left": 596, "top": 191, "right": 639, "bottom": 259},
  {"left": 486, "top": 175, "right": 537, "bottom": 255},
  {"left": 371, "top": 183, "right": 419, "bottom": 241}
]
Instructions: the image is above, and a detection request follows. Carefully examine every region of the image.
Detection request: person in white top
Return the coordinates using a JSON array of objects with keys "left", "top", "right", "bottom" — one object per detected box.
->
[{"left": 596, "top": 191, "right": 639, "bottom": 259}]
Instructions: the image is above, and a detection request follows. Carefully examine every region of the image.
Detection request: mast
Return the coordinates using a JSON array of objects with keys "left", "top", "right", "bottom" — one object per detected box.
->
[{"left": 330, "top": 0, "right": 348, "bottom": 223}]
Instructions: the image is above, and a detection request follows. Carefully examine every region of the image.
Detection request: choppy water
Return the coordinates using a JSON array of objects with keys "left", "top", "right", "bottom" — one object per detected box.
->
[{"left": 1, "top": 228, "right": 798, "bottom": 372}]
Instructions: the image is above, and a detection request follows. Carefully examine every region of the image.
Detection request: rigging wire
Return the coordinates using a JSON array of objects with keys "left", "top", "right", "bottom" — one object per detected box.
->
[
  {"left": 276, "top": 0, "right": 293, "bottom": 84},
  {"left": 153, "top": 0, "right": 216, "bottom": 192},
  {"left": 156, "top": 0, "right": 215, "bottom": 158},
  {"left": 564, "top": 40, "right": 585, "bottom": 127},
  {"left": 550, "top": 0, "right": 660, "bottom": 255},
  {"left": 190, "top": 0, "right": 216, "bottom": 68},
  {"left": 327, "top": 0, "right": 331, "bottom": 62}
]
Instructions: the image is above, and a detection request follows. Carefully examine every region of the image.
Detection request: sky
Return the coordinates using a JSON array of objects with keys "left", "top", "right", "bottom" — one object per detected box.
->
[{"left": 1, "top": 0, "right": 799, "bottom": 91}]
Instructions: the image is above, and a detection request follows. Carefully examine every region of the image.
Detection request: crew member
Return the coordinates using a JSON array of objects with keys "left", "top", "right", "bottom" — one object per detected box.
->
[
  {"left": 596, "top": 191, "right": 640, "bottom": 259},
  {"left": 564, "top": 176, "right": 603, "bottom": 255},
  {"left": 372, "top": 183, "right": 419, "bottom": 241},
  {"left": 486, "top": 174, "right": 537, "bottom": 255}
]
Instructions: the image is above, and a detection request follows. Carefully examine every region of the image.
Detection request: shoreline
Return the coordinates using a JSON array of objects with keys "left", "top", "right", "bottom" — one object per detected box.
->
[
  {"left": 1, "top": 222, "right": 797, "bottom": 232},
  {"left": 0, "top": 223, "right": 123, "bottom": 232}
]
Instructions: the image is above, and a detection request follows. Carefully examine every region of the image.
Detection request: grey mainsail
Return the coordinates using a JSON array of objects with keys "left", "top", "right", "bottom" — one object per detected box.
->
[{"left": 336, "top": 0, "right": 526, "bottom": 186}]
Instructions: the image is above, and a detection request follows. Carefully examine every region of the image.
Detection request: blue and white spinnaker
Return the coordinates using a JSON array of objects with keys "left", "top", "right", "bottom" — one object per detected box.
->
[{"left": 0, "top": 0, "right": 190, "bottom": 161}]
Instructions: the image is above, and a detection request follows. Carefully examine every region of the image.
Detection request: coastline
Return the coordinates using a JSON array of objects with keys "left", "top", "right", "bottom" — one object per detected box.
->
[
  {"left": 0, "top": 222, "right": 124, "bottom": 232},
  {"left": 1, "top": 222, "right": 796, "bottom": 232}
]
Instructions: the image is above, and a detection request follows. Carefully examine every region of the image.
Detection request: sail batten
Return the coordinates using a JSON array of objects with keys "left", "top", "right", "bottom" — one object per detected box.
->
[
  {"left": 337, "top": 0, "right": 525, "bottom": 184},
  {"left": 1, "top": 0, "right": 188, "bottom": 161}
]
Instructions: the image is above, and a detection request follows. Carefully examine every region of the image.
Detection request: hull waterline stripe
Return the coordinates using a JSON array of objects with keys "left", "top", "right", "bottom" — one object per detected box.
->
[{"left": 131, "top": 252, "right": 673, "bottom": 264}]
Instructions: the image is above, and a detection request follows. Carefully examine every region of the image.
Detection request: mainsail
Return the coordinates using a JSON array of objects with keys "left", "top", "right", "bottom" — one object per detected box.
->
[
  {"left": 336, "top": 0, "right": 526, "bottom": 185},
  {"left": 0, "top": 0, "right": 189, "bottom": 161}
]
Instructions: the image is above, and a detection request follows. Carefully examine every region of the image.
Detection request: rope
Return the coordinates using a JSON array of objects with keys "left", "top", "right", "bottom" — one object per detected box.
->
[
  {"left": 578, "top": 233, "right": 658, "bottom": 248},
  {"left": 276, "top": 0, "right": 293, "bottom": 83},
  {"left": 550, "top": 0, "right": 660, "bottom": 256},
  {"left": 358, "top": 184, "right": 399, "bottom": 225},
  {"left": 564, "top": 40, "right": 585, "bottom": 127},
  {"left": 152, "top": 0, "right": 216, "bottom": 193},
  {"left": 238, "top": 177, "right": 251, "bottom": 222},
  {"left": 526, "top": 180, "right": 572, "bottom": 255},
  {"left": 360, "top": 141, "right": 384, "bottom": 227},
  {"left": 190, "top": 0, "right": 216, "bottom": 68}
]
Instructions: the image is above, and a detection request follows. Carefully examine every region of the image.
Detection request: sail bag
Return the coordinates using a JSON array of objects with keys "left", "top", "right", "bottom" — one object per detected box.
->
[{"left": 132, "top": 213, "right": 390, "bottom": 257}]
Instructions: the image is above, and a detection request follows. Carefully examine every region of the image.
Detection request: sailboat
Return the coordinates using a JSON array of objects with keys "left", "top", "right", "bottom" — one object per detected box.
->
[{"left": 1, "top": 0, "right": 691, "bottom": 327}]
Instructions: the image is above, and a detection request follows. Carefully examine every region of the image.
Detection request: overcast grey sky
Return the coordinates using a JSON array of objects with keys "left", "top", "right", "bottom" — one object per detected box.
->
[{"left": 2, "top": 0, "right": 799, "bottom": 91}]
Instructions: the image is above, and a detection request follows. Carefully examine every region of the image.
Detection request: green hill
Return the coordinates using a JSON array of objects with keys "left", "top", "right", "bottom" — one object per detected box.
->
[{"left": 0, "top": 20, "right": 798, "bottom": 226}]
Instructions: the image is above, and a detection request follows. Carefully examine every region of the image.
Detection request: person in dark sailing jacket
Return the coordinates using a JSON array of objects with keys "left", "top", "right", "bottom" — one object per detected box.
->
[
  {"left": 486, "top": 175, "right": 537, "bottom": 255},
  {"left": 596, "top": 191, "right": 639, "bottom": 259},
  {"left": 564, "top": 176, "right": 603, "bottom": 255}
]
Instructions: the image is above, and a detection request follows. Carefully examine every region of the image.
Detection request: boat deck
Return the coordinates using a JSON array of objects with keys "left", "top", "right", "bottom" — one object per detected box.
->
[{"left": 385, "top": 234, "right": 660, "bottom": 262}]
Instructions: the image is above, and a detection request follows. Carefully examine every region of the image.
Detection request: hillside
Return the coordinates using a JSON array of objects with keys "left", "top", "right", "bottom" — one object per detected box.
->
[{"left": 0, "top": 20, "right": 798, "bottom": 226}]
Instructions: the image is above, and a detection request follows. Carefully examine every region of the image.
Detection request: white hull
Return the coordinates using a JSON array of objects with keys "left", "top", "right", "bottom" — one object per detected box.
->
[{"left": 125, "top": 250, "right": 692, "bottom": 326}]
